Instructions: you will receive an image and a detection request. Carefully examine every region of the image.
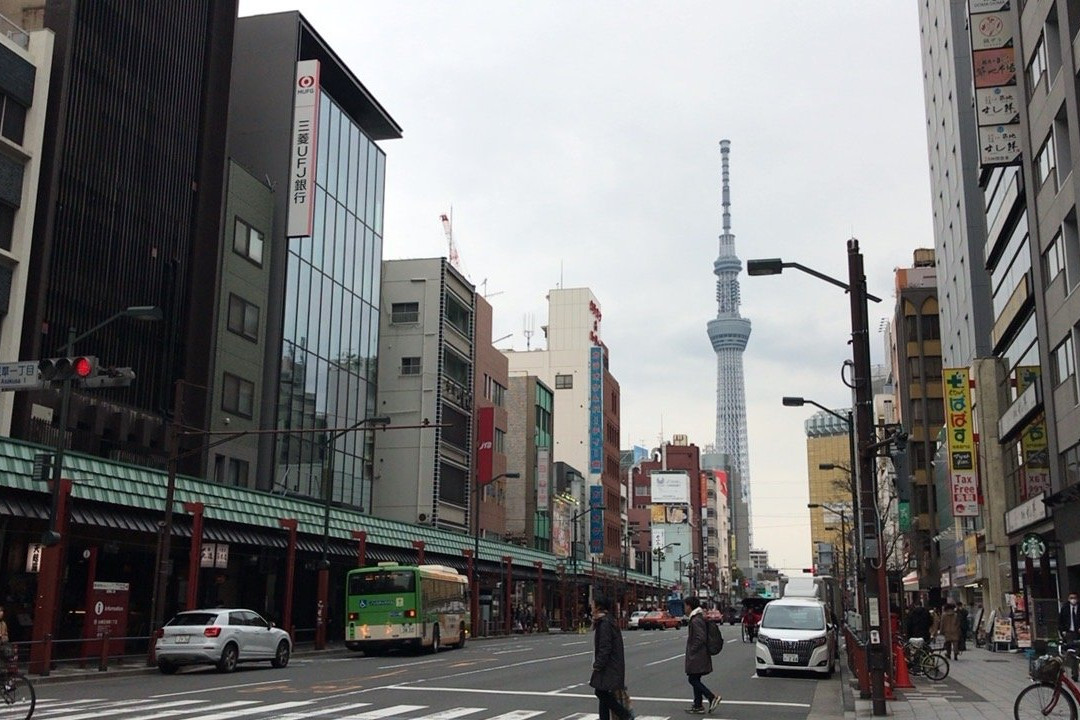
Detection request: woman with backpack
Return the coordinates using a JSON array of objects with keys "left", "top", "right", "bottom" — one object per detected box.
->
[{"left": 684, "top": 596, "right": 721, "bottom": 714}]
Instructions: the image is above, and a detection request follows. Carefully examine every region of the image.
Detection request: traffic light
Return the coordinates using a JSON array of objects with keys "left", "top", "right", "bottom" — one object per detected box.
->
[{"left": 38, "top": 356, "right": 98, "bottom": 383}]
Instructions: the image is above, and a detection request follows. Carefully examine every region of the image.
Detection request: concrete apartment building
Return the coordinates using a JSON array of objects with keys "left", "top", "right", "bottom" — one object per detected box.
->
[
  {"left": 0, "top": 13, "right": 51, "bottom": 435},
  {"left": 373, "top": 258, "right": 475, "bottom": 530},
  {"left": 505, "top": 374, "right": 554, "bottom": 550},
  {"left": 504, "top": 288, "right": 623, "bottom": 565},
  {"left": 473, "top": 295, "right": 510, "bottom": 540}
]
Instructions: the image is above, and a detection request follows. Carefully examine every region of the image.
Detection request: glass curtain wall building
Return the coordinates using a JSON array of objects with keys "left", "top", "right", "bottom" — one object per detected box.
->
[{"left": 277, "top": 90, "right": 386, "bottom": 510}]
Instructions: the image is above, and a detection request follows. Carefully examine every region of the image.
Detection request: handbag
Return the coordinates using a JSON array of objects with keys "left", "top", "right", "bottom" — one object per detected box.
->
[{"left": 613, "top": 687, "right": 633, "bottom": 716}]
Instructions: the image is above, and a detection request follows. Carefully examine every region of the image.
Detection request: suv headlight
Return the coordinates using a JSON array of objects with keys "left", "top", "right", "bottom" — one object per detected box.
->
[
  {"left": 756, "top": 632, "right": 771, "bottom": 643},
  {"left": 812, "top": 635, "right": 828, "bottom": 647}
]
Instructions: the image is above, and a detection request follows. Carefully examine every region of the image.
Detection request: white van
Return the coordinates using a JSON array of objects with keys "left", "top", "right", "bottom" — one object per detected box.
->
[{"left": 754, "top": 597, "right": 836, "bottom": 677}]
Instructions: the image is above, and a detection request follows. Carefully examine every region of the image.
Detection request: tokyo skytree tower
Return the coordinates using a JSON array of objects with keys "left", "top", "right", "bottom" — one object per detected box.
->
[{"left": 706, "top": 140, "right": 753, "bottom": 535}]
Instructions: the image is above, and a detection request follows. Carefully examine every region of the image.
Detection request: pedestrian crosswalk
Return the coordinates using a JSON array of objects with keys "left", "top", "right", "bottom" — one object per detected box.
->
[{"left": 29, "top": 698, "right": 694, "bottom": 720}]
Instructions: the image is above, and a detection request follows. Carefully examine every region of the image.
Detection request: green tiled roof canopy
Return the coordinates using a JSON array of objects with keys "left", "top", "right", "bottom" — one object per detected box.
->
[{"left": 0, "top": 437, "right": 655, "bottom": 583}]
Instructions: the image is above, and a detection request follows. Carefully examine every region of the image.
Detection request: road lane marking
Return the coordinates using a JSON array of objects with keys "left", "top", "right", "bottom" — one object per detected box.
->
[
  {"left": 410, "top": 707, "right": 486, "bottom": 720},
  {"left": 42, "top": 701, "right": 163, "bottom": 720},
  {"left": 382, "top": 685, "right": 810, "bottom": 707},
  {"left": 389, "top": 648, "right": 594, "bottom": 683},
  {"left": 484, "top": 712, "right": 546, "bottom": 720},
  {"left": 493, "top": 648, "right": 531, "bottom": 655},
  {"left": 645, "top": 653, "right": 684, "bottom": 666},
  {"left": 195, "top": 700, "right": 312, "bottom": 720},
  {"left": 121, "top": 701, "right": 260, "bottom": 720},
  {"left": 340, "top": 704, "right": 428, "bottom": 719},
  {"left": 273, "top": 702, "right": 374, "bottom": 719},
  {"left": 150, "top": 678, "right": 288, "bottom": 697},
  {"left": 379, "top": 657, "right": 452, "bottom": 669},
  {"left": 561, "top": 641, "right": 587, "bottom": 646},
  {"left": 552, "top": 683, "right": 587, "bottom": 693}
]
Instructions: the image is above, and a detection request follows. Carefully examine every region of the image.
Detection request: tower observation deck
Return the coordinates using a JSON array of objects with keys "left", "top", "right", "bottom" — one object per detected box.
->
[{"left": 706, "top": 139, "right": 753, "bottom": 538}]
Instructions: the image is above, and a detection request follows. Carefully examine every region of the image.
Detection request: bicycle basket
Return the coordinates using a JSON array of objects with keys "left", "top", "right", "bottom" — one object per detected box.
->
[{"left": 1031, "top": 655, "right": 1062, "bottom": 683}]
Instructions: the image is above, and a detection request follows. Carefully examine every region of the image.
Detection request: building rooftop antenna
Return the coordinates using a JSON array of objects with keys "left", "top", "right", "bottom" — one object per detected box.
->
[{"left": 523, "top": 313, "right": 534, "bottom": 350}]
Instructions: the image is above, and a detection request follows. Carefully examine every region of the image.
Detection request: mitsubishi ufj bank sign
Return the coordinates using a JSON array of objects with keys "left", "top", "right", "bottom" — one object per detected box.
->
[{"left": 287, "top": 59, "right": 321, "bottom": 237}]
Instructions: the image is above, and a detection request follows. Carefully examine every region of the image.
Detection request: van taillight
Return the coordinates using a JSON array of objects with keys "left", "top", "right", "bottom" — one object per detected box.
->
[
  {"left": 404, "top": 609, "right": 416, "bottom": 618},
  {"left": 348, "top": 612, "right": 359, "bottom": 621},
  {"left": 204, "top": 627, "right": 221, "bottom": 638}
]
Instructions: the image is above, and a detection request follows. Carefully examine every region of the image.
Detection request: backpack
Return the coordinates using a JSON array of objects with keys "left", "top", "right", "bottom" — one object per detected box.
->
[{"left": 705, "top": 618, "right": 724, "bottom": 655}]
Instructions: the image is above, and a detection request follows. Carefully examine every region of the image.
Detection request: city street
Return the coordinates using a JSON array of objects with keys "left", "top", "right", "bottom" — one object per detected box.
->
[{"left": 28, "top": 627, "right": 831, "bottom": 720}]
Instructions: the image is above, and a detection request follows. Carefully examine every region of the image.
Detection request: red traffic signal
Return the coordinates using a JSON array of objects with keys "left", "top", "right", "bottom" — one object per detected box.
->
[{"left": 39, "top": 356, "right": 99, "bottom": 382}]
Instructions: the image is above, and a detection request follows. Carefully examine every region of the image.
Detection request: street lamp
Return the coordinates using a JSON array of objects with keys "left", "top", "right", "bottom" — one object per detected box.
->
[
  {"left": 750, "top": 241, "right": 890, "bottom": 715},
  {"left": 472, "top": 471, "right": 520, "bottom": 637},
  {"left": 808, "top": 503, "right": 848, "bottom": 620},
  {"left": 570, "top": 503, "right": 603, "bottom": 625},
  {"left": 315, "top": 415, "right": 391, "bottom": 650}
]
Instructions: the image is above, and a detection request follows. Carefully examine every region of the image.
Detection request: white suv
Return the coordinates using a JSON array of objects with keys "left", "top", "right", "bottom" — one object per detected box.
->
[
  {"left": 754, "top": 597, "right": 836, "bottom": 677},
  {"left": 627, "top": 611, "right": 649, "bottom": 630},
  {"left": 155, "top": 608, "right": 292, "bottom": 674}
]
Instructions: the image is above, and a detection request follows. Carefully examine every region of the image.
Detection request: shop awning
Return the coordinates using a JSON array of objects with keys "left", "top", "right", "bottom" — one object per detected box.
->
[{"left": 902, "top": 571, "right": 920, "bottom": 591}]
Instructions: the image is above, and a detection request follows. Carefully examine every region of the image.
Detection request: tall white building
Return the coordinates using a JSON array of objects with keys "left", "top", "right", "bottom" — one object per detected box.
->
[{"left": 706, "top": 140, "right": 754, "bottom": 554}]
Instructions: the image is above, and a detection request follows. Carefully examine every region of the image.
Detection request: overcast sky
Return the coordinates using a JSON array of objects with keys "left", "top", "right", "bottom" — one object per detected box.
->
[{"left": 239, "top": 1, "right": 933, "bottom": 572}]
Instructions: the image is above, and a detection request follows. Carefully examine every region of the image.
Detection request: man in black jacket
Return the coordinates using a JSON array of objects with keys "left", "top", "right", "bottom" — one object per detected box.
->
[
  {"left": 1060, "top": 591, "right": 1079, "bottom": 681},
  {"left": 590, "top": 594, "right": 633, "bottom": 720},
  {"left": 904, "top": 602, "right": 933, "bottom": 644}
]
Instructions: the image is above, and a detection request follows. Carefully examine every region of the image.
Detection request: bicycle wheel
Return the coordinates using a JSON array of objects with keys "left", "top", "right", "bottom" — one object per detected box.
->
[
  {"left": 923, "top": 653, "right": 950, "bottom": 681},
  {"left": 741, "top": 625, "right": 750, "bottom": 643},
  {"left": 1014, "top": 682, "right": 1077, "bottom": 720},
  {"left": 0, "top": 673, "right": 35, "bottom": 720}
]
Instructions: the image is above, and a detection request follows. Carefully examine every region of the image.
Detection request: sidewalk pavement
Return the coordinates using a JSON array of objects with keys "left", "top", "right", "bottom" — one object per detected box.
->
[{"left": 845, "top": 646, "right": 1032, "bottom": 720}]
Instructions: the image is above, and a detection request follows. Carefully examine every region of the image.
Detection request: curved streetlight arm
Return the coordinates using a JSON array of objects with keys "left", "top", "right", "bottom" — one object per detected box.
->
[
  {"left": 783, "top": 396, "right": 852, "bottom": 426},
  {"left": 59, "top": 305, "right": 163, "bottom": 354},
  {"left": 748, "top": 258, "right": 882, "bottom": 303}
]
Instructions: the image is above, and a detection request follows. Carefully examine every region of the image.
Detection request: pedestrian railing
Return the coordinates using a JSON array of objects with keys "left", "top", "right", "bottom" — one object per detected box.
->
[{"left": 844, "top": 626, "right": 870, "bottom": 698}]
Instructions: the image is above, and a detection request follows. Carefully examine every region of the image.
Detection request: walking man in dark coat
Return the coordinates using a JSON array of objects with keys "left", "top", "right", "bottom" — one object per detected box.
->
[
  {"left": 1059, "top": 591, "right": 1079, "bottom": 681},
  {"left": 590, "top": 594, "right": 633, "bottom": 720},
  {"left": 904, "top": 601, "right": 933, "bottom": 644},
  {"left": 683, "top": 596, "right": 721, "bottom": 714}
]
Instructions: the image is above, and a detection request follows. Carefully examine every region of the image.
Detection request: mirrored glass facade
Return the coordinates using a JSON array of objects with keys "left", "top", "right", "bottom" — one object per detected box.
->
[{"left": 277, "top": 89, "right": 385, "bottom": 510}]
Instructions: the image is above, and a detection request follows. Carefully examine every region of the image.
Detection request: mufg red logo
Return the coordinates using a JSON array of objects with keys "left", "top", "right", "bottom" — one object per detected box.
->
[{"left": 297, "top": 75, "right": 316, "bottom": 89}]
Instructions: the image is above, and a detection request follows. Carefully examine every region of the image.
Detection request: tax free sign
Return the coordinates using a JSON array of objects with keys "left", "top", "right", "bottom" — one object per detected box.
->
[{"left": 944, "top": 368, "right": 979, "bottom": 517}]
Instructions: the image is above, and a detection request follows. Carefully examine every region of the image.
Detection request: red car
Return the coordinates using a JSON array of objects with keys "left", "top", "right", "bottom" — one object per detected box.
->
[
  {"left": 639, "top": 610, "right": 680, "bottom": 630},
  {"left": 704, "top": 608, "right": 723, "bottom": 624}
]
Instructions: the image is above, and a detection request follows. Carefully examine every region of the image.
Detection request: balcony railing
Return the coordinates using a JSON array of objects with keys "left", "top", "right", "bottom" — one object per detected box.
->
[{"left": 1, "top": 13, "right": 29, "bottom": 48}]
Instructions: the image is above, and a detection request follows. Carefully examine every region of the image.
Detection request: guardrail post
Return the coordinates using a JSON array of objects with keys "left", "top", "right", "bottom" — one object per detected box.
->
[{"left": 98, "top": 630, "right": 110, "bottom": 671}]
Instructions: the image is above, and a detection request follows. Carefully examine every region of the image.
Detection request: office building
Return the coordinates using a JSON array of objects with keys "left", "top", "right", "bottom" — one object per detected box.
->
[
  {"left": 473, "top": 295, "right": 510, "bottom": 540},
  {"left": 505, "top": 374, "right": 554, "bottom": 550},
  {"left": 373, "top": 258, "right": 475, "bottom": 529}
]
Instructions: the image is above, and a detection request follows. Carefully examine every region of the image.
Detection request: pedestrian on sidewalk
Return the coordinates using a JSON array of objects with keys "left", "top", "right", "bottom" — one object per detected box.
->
[
  {"left": 589, "top": 594, "right": 634, "bottom": 720},
  {"left": 939, "top": 603, "right": 962, "bottom": 660},
  {"left": 683, "top": 596, "right": 721, "bottom": 715},
  {"left": 903, "top": 601, "right": 932, "bottom": 645},
  {"left": 1058, "top": 591, "right": 1079, "bottom": 681},
  {"left": 956, "top": 603, "right": 969, "bottom": 656}
]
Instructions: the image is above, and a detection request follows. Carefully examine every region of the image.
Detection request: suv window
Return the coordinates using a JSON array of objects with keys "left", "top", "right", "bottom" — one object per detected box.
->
[
  {"left": 229, "top": 611, "right": 247, "bottom": 627},
  {"left": 165, "top": 612, "right": 218, "bottom": 627},
  {"left": 244, "top": 611, "right": 268, "bottom": 628}
]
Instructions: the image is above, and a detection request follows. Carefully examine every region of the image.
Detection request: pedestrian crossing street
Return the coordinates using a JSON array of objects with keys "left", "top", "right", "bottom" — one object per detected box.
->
[{"left": 32, "top": 698, "right": 688, "bottom": 720}]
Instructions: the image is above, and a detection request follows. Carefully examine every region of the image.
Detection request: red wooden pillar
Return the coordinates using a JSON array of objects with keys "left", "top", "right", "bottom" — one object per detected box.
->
[
  {"left": 412, "top": 540, "right": 425, "bottom": 565},
  {"left": 183, "top": 502, "right": 204, "bottom": 611},
  {"left": 464, "top": 549, "right": 477, "bottom": 636},
  {"left": 279, "top": 518, "right": 298, "bottom": 639},
  {"left": 30, "top": 478, "right": 72, "bottom": 676},
  {"left": 534, "top": 562, "right": 544, "bottom": 631},
  {"left": 351, "top": 530, "right": 367, "bottom": 567},
  {"left": 503, "top": 556, "right": 513, "bottom": 635}
]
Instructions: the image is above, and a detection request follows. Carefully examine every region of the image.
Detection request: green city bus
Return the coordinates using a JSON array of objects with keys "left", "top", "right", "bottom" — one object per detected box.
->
[{"left": 344, "top": 562, "right": 469, "bottom": 654}]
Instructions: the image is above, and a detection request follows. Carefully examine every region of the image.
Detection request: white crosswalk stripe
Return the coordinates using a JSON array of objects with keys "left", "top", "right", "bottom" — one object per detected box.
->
[{"left": 28, "top": 697, "right": 689, "bottom": 720}]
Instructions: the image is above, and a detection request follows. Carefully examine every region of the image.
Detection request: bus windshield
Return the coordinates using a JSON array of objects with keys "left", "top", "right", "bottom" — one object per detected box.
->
[{"left": 348, "top": 570, "right": 415, "bottom": 595}]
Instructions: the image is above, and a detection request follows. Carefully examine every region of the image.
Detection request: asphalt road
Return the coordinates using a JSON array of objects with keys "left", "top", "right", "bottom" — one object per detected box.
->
[{"left": 28, "top": 625, "right": 835, "bottom": 720}]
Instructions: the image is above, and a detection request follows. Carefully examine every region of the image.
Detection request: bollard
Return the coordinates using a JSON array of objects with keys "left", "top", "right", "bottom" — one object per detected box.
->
[
  {"left": 98, "top": 631, "right": 110, "bottom": 672},
  {"left": 892, "top": 641, "right": 914, "bottom": 688}
]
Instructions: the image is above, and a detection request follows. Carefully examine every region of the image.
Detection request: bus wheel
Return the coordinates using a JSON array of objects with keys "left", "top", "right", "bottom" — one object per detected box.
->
[
  {"left": 430, "top": 625, "right": 440, "bottom": 653},
  {"left": 453, "top": 623, "right": 467, "bottom": 649}
]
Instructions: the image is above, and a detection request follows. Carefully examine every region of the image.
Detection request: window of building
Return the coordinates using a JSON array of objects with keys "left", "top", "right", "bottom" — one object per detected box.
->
[
  {"left": 0, "top": 95, "right": 26, "bottom": 145},
  {"left": 391, "top": 301, "right": 419, "bottom": 323},
  {"left": 1045, "top": 231, "right": 1065, "bottom": 283},
  {"left": 1062, "top": 440, "right": 1080, "bottom": 488},
  {"left": 1052, "top": 333, "right": 1077, "bottom": 406},
  {"left": 444, "top": 292, "right": 471, "bottom": 337},
  {"left": 907, "top": 357, "right": 922, "bottom": 380},
  {"left": 555, "top": 374, "right": 573, "bottom": 389},
  {"left": 634, "top": 485, "right": 649, "bottom": 497},
  {"left": 222, "top": 373, "right": 255, "bottom": 417},
  {"left": 495, "top": 428, "right": 505, "bottom": 454},
  {"left": 1035, "top": 132, "right": 1057, "bottom": 190},
  {"left": 924, "top": 356, "right": 943, "bottom": 379},
  {"left": 1027, "top": 35, "right": 1048, "bottom": 93},
  {"left": 927, "top": 401, "right": 945, "bottom": 426},
  {"left": 233, "top": 217, "right": 264, "bottom": 266},
  {"left": 921, "top": 313, "right": 940, "bottom": 340},
  {"left": 227, "top": 294, "right": 260, "bottom": 341},
  {"left": 214, "top": 455, "right": 249, "bottom": 487},
  {"left": 491, "top": 380, "right": 506, "bottom": 407},
  {"left": 401, "top": 356, "right": 421, "bottom": 375},
  {"left": 0, "top": 202, "right": 13, "bottom": 253}
]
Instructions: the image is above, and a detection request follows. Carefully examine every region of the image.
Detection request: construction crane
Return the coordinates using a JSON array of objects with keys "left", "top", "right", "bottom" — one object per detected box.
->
[{"left": 440, "top": 212, "right": 460, "bottom": 268}]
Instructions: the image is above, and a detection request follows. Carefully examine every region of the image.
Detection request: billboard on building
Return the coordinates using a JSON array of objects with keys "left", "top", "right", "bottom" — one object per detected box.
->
[
  {"left": 476, "top": 406, "right": 494, "bottom": 485},
  {"left": 967, "top": 2, "right": 1020, "bottom": 167},
  {"left": 1016, "top": 366, "right": 1050, "bottom": 498},
  {"left": 537, "top": 446, "right": 551, "bottom": 508},
  {"left": 287, "top": 59, "right": 321, "bottom": 237},
  {"left": 944, "top": 367, "right": 979, "bottom": 516},
  {"left": 589, "top": 485, "right": 604, "bottom": 553},
  {"left": 650, "top": 470, "right": 690, "bottom": 504},
  {"left": 552, "top": 500, "right": 571, "bottom": 558},
  {"left": 589, "top": 347, "right": 603, "bottom": 475}
]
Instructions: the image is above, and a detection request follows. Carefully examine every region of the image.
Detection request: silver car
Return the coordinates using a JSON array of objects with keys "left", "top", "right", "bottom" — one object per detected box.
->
[{"left": 155, "top": 608, "right": 292, "bottom": 674}]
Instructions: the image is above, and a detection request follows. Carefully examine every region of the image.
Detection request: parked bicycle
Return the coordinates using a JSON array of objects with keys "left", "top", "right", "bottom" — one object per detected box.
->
[
  {"left": 902, "top": 637, "right": 950, "bottom": 681},
  {"left": 0, "top": 644, "right": 34, "bottom": 720},
  {"left": 1015, "top": 644, "right": 1079, "bottom": 720}
]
